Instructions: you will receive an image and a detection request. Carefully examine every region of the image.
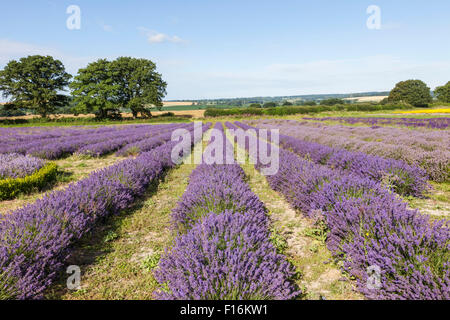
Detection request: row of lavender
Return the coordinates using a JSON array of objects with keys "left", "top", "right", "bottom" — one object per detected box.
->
[
  {"left": 0, "top": 154, "right": 46, "bottom": 179},
  {"left": 0, "top": 126, "right": 121, "bottom": 149},
  {"left": 229, "top": 121, "right": 449, "bottom": 300},
  {"left": 0, "top": 126, "right": 117, "bottom": 144},
  {"left": 0, "top": 123, "right": 210, "bottom": 299},
  {"left": 281, "top": 120, "right": 449, "bottom": 152},
  {"left": 303, "top": 116, "right": 450, "bottom": 130},
  {"left": 0, "top": 123, "right": 189, "bottom": 159},
  {"left": 154, "top": 122, "right": 299, "bottom": 300},
  {"left": 251, "top": 119, "right": 449, "bottom": 182},
  {"left": 115, "top": 123, "right": 189, "bottom": 156},
  {"left": 245, "top": 122, "right": 428, "bottom": 197}
]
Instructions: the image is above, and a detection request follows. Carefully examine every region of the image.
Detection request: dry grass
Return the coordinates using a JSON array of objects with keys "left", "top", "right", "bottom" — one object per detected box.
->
[
  {"left": 152, "top": 109, "right": 205, "bottom": 118},
  {"left": 345, "top": 96, "right": 388, "bottom": 103},
  {"left": 406, "top": 182, "right": 450, "bottom": 221},
  {"left": 162, "top": 101, "right": 193, "bottom": 106}
]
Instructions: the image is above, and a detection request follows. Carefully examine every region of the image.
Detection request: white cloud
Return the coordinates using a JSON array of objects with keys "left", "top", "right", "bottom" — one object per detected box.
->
[
  {"left": 138, "top": 27, "right": 185, "bottom": 44},
  {"left": 0, "top": 39, "right": 94, "bottom": 74}
]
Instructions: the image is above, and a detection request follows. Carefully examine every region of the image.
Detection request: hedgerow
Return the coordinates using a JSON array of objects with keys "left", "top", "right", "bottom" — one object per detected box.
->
[
  {"left": 0, "top": 163, "right": 58, "bottom": 200},
  {"left": 204, "top": 104, "right": 410, "bottom": 117}
]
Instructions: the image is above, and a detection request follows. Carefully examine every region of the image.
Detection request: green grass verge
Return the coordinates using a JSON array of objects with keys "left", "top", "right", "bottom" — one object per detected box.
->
[{"left": 0, "top": 116, "right": 191, "bottom": 128}]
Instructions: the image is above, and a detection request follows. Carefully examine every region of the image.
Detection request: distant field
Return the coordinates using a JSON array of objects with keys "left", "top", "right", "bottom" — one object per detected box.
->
[
  {"left": 345, "top": 95, "right": 388, "bottom": 102},
  {"left": 162, "top": 101, "right": 194, "bottom": 106},
  {"left": 160, "top": 104, "right": 236, "bottom": 111}
]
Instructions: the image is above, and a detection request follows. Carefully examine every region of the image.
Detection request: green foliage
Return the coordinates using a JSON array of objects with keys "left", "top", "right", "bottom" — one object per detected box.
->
[
  {"left": 248, "top": 103, "right": 262, "bottom": 108},
  {"left": 0, "top": 163, "right": 58, "bottom": 200},
  {"left": 388, "top": 79, "right": 432, "bottom": 107},
  {"left": 263, "top": 102, "right": 277, "bottom": 108},
  {"left": 103, "top": 230, "right": 120, "bottom": 243},
  {"left": 303, "top": 219, "right": 328, "bottom": 244},
  {"left": 282, "top": 101, "right": 293, "bottom": 106},
  {"left": 301, "top": 100, "right": 317, "bottom": 106},
  {"left": 204, "top": 103, "right": 409, "bottom": 117},
  {"left": 0, "top": 55, "right": 71, "bottom": 118},
  {"left": 434, "top": 81, "right": 450, "bottom": 103},
  {"left": 69, "top": 58, "right": 118, "bottom": 119},
  {"left": 269, "top": 227, "right": 288, "bottom": 254},
  {"left": 0, "top": 104, "right": 26, "bottom": 117},
  {"left": 70, "top": 57, "right": 167, "bottom": 119},
  {"left": 0, "top": 115, "right": 189, "bottom": 127},
  {"left": 111, "top": 57, "right": 167, "bottom": 118},
  {"left": 320, "top": 98, "right": 345, "bottom": 106},
  {"left": 204, "top": 107, "right": 264, "bottom": 117},
  {"left": 142, "top": 253, "right": 161, "bottom": 271}
]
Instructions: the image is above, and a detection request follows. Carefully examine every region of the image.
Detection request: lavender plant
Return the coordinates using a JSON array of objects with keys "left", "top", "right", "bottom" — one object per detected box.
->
[
  {"left": 233, "top": 121, "right": 449, "bottom": 300},
  {"left": 0, "top": 123, "right": 210, "bottom": 299},
  {"left": 155, "top": 122, "right": 299, "bottom": 300},
  {"left": 0, "top": 154, "right": 46, "bottom": 179},
  {"left": 251, "top": 119, "right": 449, "bottom": 183}
]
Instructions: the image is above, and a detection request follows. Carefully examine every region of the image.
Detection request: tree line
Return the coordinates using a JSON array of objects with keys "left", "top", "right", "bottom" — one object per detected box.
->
[
  {"left": 1, "top": 55, "right": 449, "bottom": 119},
  {"left": 0, "top": 55, "right": 167, "bottom": 119}
]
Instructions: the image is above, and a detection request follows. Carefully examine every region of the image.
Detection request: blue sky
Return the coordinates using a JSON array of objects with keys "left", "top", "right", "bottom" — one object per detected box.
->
[{"left": 1, "top": 0, "right": 449, "bottom": 99}]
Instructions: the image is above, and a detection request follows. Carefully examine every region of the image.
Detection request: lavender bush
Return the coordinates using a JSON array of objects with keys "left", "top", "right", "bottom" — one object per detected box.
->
[
  {"left": 155, "top": 122, "right": 299, "bottom": 300},
  {"left": 239, "top": 122, "right": 429, "bottom": 197},
  {"left": 232, "top": 121, "right": 449, "bottom": 300},
  {"left": 155, "top": 210, "right": 299, "bottom": 300},
  {"left": 303, "top": 116, "right": 450, "bottom": 130},
  {"left": 0, "top": 124, "right": 188, "bottom": 160},
  {"left": 0, "top": 123, "right": 210, "bottom": 299},
  {"left": 115, "top": 123, "right": 192, "bottom": 156},
  {"left": 0, "top": 154, "right": 46, "bottom": 179},
  {"left": 251, "top": 119, "right": 449, "bottom": 183}
]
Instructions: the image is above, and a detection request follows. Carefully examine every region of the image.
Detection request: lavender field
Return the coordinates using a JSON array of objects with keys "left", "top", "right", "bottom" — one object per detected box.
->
[{"left": 0, "top": 118, "right": 448, "bottom": 300}]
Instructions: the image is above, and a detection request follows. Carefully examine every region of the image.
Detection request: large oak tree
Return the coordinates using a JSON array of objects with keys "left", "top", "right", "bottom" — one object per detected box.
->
[
  {"left": 112, "top": 57, "right": 167, "bottom": 118},
  {"left": 0, "top": 55, "right": 71, "bottom": 117},
  {"left": 388, "top": 80, "right": 432, "bottom": 107},
  {"left": 70, "top": 57, "right": 167, "bottom": 119}
]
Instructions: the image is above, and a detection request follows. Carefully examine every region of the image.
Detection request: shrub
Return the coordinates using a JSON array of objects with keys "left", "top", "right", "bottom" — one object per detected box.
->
[
  {"left": 204, "top": 108, "right": 263, "bottom": 117},
  {"left": 0, "top": 163, "right": 58, "bottom": 200},
  {"left": 263, "top": 102, "right": 277, "bottom": 108},
  {"left": 320, "top": 98, "right": 345, "bottom": 106}
]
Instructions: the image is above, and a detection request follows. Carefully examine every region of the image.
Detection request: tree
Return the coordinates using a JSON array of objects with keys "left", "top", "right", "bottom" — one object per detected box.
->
[
  {"left": 320, "top": 98, "right": 344, "bottom": 106},
  {"left": 434, "top": 81, "right": 450, "bottom": 103},
  {"left": 70, "top": 59, "right": 119, "bottom": 119},
  {"left": 263, "top": 102, "right": 277, "bottom": 108},
  {"left": 301, "top": 100, "right": 317, "bottom": 106},
  {"left": 282, "top": 101, "right": 293, "bottom": 106},
  {"left": 70, "top": 57, "right": 167, "bottom": 119},
  {"left": 248, "top": 103, "right": 262, "bottom": 108},
  {"left": 388, "top": 80, "right": 432, "bottom": 107},
  {"left": 111, "top": 57, "right": 167, "bottom": 118},
  {"left": 0, "top": 55, "right": 71, "bottom": 118}
]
